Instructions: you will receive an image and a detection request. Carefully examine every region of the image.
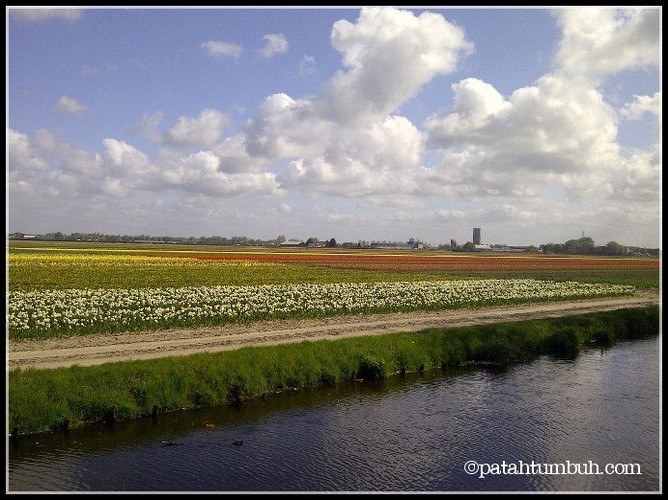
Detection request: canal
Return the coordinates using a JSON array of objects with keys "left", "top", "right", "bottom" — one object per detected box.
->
[{"left": 8, "top": 335, "right": 660, "bottom": 492}]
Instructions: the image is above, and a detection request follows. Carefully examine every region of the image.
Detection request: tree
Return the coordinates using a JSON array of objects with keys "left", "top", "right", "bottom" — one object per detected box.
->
[
  {"left": 276, "top": 235, "right": 286, "bottom": 244},
  {"left": 564, "top": 237, "right": 595, "bottom": 255},
  {"left": 462, "top": 241, "right": 476, "bottom": 252},
  {"left": 540, "top": 243, "right": 554, "bottom": 253},
  {"left": 605, "top": 241, "right": 626, "bottom": 256},
  {"left": 327, "top": 238, "right": 337, "bottom": 248}
]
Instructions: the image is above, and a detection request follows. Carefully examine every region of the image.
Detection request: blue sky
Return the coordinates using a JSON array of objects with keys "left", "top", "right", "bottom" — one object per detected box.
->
[{"left": 7, "top": 6, "right": 661, "bottom": 247}]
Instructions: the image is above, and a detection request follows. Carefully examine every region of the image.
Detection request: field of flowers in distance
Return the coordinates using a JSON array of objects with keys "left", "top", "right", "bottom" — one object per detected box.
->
[{"left": 8, "top": 240, "right": 657, "bottom": 340}]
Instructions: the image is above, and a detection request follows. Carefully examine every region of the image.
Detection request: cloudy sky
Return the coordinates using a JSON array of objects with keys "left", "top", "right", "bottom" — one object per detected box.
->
[{"left": 7, "top": 6, "right": 661, "bottom": 247}]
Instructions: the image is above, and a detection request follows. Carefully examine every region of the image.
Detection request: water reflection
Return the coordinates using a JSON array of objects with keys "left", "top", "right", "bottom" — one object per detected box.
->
[{"left": 9, "top": 338, "right": 660, "bottom": 492}]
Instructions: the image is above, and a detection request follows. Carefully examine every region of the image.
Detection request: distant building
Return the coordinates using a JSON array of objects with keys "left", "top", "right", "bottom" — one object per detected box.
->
[
  {"left": 280, "top": 239, "right": 303, "bottom": 247},
  {"left": 407, "top": 237, "right": 424, "bottom": 249},
  {"left": 494, "top": 245, "right": 537, "bottom": 253},
  {"left": 473, "top": 227, "right": 481, "bottom": 245},
  {"left": 370, "top": 238, "right": 424, "bottom": 250},
  {"left": 474, "top": 244, "right": 492, "bottom": 252}
]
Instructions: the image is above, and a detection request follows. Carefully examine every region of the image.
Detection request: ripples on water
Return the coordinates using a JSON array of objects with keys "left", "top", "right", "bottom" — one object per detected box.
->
[{"left": 9, "top": 337, "right": 660, "bottom": 492}]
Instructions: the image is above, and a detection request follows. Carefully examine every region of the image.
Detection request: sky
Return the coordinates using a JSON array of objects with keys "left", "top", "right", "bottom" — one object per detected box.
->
[{"left": 6, "top": 6, "right": 662, "bottom": 247}]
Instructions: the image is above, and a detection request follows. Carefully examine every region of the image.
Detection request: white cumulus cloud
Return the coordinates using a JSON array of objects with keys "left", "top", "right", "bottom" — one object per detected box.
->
[
  {"left": 242, "top": 7, "right": 473, "bottom": 199},
  {"left": 259, "top": 33, "right": 289, "bottom": 59},
  {"left": 244, "top": 93, "right": 331, "bottom": 160},
  {"left": 160, "top": 150, "right": 281, "bottom": 197},
  {"left": 103, "top": 138, "right": 150, "bottom": 170},
  {"left": 621, "top": 92, "right": 661, "bottom": 121},
  {"left": 425, "top": 73, "right": 620, "bottom": 176},
  {"left": 211, "top": 134, "right": 273, "bottom": 174},
  {"left": 423, "top": 78, "right": 510, "bottom": 143},
  {"left": 201, "top": 40, "right": 243, "bottom": 59},
  {"left": 7, "top": 129, "right": 50, "bottom": 172},
  {"left": 323, "top": 7, "right": 473, "bottom": 122},
  {"left": 160, "top": 108, "right": 230, "bottom": 147},
  {"left": 552, "top": 8, "right": 660, "bottom": 79},
  {"left": 55, "top": 96, "right": 88, "bottom": 116}
]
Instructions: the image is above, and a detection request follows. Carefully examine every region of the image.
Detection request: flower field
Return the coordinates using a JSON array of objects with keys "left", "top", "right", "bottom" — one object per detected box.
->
[
  {"left": 8, "top": 251, "right": 458, "bottom": 291},
  {"left": 8, "top": 243, "right": 660, "bottom": 290},
  {"left": 8, "top": 278, "right": 634, "bottom": 340},
  {"left": 150, "top": 251, "right": 659, "bottom": 271},
  {"left": 10, "top": 242, "right": 660, "bottom": 272},
  {"left": 7, "top": 242, "right": 654, "bottom": 340}
]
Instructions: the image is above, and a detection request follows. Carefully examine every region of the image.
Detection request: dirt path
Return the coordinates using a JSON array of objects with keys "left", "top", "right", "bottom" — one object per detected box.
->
[{"left": 8, "top": 290, "right": 660, "bottom": 370}]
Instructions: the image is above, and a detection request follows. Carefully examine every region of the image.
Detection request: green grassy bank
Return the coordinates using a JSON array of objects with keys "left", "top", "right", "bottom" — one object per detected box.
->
[{"left": 9, "top": 305, "right": 659, "bottom": 437}]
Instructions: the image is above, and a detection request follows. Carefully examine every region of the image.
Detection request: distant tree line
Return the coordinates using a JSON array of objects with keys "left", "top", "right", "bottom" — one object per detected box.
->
[
  {"left": 539, "top": 237, "right": 658, "bottom": 257},
  {"left": 7, "top": 232, "right": 658, "bottom": 257},
  {"left": 8, "top": 232, "right": 275, "bottom": 246},
  {"left": 8, "top": 232, "right": 344, "bottom": 248}
]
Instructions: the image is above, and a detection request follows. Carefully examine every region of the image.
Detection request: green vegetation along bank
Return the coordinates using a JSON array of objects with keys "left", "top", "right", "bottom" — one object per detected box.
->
[{"left": 9, "top": 305, "right": 659, "bottom": 437}]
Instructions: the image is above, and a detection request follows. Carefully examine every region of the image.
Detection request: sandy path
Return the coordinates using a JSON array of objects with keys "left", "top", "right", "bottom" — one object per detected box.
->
[{"left": 8, "top": 290, "right": 660, "bottom": 370}]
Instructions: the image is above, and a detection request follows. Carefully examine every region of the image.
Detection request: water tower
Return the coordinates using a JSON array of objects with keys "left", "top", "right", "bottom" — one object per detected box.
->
[{"left": 473, "top": 227, "right": 481, "bottom": 245}]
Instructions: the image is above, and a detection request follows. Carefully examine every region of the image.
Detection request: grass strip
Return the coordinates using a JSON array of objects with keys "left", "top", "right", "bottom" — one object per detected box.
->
[{"left": 8, "top": 305, "right": 659, "bottom": 437}]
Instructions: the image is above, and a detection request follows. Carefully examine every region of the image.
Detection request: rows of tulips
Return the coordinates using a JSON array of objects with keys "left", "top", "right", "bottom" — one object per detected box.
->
[
  {"left": 7, "top": 279, "right": 635, "bottom": 338},
  {"left": 8, "top": 253, "right": 273, "bottom": 267}
]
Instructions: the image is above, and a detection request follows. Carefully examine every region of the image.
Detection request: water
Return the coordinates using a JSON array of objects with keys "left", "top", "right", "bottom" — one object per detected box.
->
[{"left": 8, "top": 337, "right": 660, "bottom": 492}]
